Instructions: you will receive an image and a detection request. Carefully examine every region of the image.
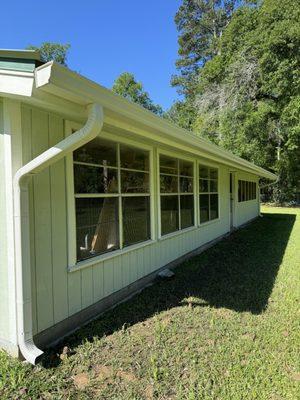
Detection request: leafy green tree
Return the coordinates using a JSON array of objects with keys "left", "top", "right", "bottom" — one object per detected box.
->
[
  {"left": 112, "top": 72, "right": 163, "bottom": 115},
  {"left": 26, "top": 42, "right": 70, "bottom": 66},
  {"left": 194, "top": 0, "right": 300, "bottom": 201},
  {"left": 164, "top": 100, "right": 197, "bottom": 130}
]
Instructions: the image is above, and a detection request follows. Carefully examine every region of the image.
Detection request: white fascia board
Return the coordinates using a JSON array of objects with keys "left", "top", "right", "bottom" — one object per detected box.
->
[
  {"left": 0, "top": 64, "right": 85, "bottom": 121},
  {"left": 0, "top": 69, "right": 34, "bottom": 97},
  {"left": 35, "top": 62, "right": 277, "bottom": 181}
]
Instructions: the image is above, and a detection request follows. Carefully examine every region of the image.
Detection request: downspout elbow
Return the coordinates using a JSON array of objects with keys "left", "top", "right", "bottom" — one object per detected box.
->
[
  {"left": 259, "top": 176, "right": 279, "bottom": 190},
  {"left": 14, "top": 103, "right": 104, "bottom": 364}
]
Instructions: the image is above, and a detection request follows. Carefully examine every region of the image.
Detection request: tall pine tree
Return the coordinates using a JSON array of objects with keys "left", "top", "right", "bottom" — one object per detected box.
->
[{"left": 172, "top": 0, "right": 243, "bottom": 97}]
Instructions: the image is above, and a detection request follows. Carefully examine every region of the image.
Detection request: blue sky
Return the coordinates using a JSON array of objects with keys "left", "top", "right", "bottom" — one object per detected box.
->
[{"left": 1, "top": 1, "right": 182, "bottom": 110}]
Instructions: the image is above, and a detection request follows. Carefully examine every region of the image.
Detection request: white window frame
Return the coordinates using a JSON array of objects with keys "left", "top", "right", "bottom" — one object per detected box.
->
[
  {"left": 197, "top": 160, "right": 220, "bottom": 226},
  {"left": 157, "top": 149, "right": 197, "bottom": 239},
  {"left": 65, "top": 121, "right": 155, "bottom": 271},
  {"left": 238, "top": 179, "right": 257, "bottom": 202}
]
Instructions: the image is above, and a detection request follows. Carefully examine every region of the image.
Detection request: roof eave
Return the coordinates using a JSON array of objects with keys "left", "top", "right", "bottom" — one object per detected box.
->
[
  {"left": 34, "top": 61, "right": 277, "bottom": 181},
  {"left": 0, "top": 49, "right": 41, "bottom": 61}
]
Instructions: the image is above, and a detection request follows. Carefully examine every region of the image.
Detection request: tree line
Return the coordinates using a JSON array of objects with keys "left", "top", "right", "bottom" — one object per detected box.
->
[{"left": 28, "top": 0, "right": 300, "bottom": 202}]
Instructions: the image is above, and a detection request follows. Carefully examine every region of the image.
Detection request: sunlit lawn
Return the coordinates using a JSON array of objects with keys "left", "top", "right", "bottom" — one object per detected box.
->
[{"left": 1, "top": 206, "right": 299, "bottom": 399}]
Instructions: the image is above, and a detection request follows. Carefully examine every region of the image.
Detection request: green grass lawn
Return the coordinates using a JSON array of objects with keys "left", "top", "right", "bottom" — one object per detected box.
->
[{"left": 1, "top": 206, "right": 299, "bottom": 399}]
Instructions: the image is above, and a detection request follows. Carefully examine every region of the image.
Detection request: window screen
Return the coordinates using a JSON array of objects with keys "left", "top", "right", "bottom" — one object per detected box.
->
[
  {"left": 199, "top": 165, "right": 219, "bottom": 223},
  {"left": 73, "top": 139, "right": 151, "bottom": 261},
  {"left": 160, "top": 155, "right": 194, "bottom": 236}
]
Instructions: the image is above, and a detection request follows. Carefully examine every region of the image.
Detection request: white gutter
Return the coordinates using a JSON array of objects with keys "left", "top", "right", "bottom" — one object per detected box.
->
[
  {"left": 13, "top": 103, "right": 104, "bottom": 364},
  {"left": 35, "top": 62, "right": 277, "bottom": 181}
]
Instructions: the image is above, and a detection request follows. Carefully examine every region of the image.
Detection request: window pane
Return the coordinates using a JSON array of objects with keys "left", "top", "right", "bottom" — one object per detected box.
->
[
  {"left": 210, "top": 179, "right": 218, "bottom": 193},
  {"left": 160, "top": 175, "right": 178, "bottom": 193},
  {"left": 210, "top": 168, "right": 218, "bottom": 179},
  {"left": 160, "top": 155, "right": 178, "bottom": 175},
  {"left": 199, "top": 166, "right": 209, "bottom": 178},
  {"left": 199, "top": 179, "right": 209, "bottom": 193},
  {"left": 122, "top": 196, "right": 150, "bottom": 246},
  {"left": 73, "top": 137, "right": 117, "bottom": 166},
  {"left": 200, "top": 194, "right": 209, "bottom": 223},
  {"left": 180, "top": 177, "right": 193, "bottom": 193},
  {"left": 238, "top": 180, "right": 242, "bottom": 202},
  {"left": 241, "top": 181, "right": 245, "bottom": 201},
  {"left": 76, "top": 198, "right": 119, "bottom": 261},
  {"left": 180, "top": 195, "right": 194, "bottom": 229},
  {"left": 121, "top": 171, "right": 149, "bottom": 193},
  {"left": 253, "top": 183, "right": 256, "bottom": 199},
  {"left": 161, "top": 195, "right": 179, "bottom": 235},
  {"left": 210, "top": 194, "right": 219, "bottom": 220},
  {"left": 74, "top": 165, "right": 118, "bottom": 194},
  {"left": 120, "top": 145, "right": 149, "bottom": 171},
  {"left": 179, "top": 160, "right": 193, "bottom": 176}
]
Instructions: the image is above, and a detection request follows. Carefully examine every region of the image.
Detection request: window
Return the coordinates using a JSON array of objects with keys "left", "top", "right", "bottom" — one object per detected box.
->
[
  {"left": 199, "top": 165, "right": 219, "bottom": 223},
  {"left": 159, "top": 155, "right": 194, "bottom": 236},
  {"left": 238, "top": 180, "right": 257, "bottom": 202},
  {"left": 73, "top": 138, "right": 151, "bottom": 261}
]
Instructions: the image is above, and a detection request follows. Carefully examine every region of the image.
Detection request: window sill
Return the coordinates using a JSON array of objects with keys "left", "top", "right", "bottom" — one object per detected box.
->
[
  {"left": 238, "top": 199, "right": 257, "bottom": 204},
  {"left": 68, "top": 239, "right": 156, "bottom": 273},
  {"left": 198, "top": 217, "right": 220, "bottom": 228},
  {"left": 159, "top": 225, "right": 198, "bottom": 241},
  {"left": 159, "top": 216, "right": 221, "bottom": 242}
]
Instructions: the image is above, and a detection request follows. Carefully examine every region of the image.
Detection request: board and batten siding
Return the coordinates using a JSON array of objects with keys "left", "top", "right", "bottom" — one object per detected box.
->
[
  {"left": 21, "top": 104, "right": 258, "bottom": 336},
  {"left": 235, "top": 171, "right": 260, "bottom": 227}
]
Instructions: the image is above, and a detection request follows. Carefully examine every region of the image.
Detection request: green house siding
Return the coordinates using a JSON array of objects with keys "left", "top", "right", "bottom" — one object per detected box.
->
[
  {"left": 20, "top": 104, "right": 251, "bottom": 337},
  {"left": 21, "top": 105, "right": 68, "bottom": 334},
  {"left": 0, "top": 98, "right": 263, "bottom": 350},
  {"left": 235, "top": 171, "right": 260, "bottom": 226}
]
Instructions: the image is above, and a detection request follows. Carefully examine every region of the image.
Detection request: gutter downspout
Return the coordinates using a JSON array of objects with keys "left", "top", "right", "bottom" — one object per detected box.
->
[{"left": 13, "top": 103, "right": 104, "bottom": 364}]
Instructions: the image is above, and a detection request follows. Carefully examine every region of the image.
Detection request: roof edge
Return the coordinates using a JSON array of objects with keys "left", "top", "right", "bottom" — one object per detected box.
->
[
  {"left": 0, "top": 49, "right": 41, "bottom": 61},
  {"left": 34, "top": 62, "right": 277, "bottom": 180}
]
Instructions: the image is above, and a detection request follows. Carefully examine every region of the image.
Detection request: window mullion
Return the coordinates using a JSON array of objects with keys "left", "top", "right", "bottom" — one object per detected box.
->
[
  {"left": 74, "top": 161, "right": 118, "bottom": 169},
  {"left": 177, "top": 160, "right": 181, "bottom": 230},
  {"left": 117, "top": 143, "right": 123, "bottom": 250},
  {"left": 178, "top": 194, "right": 181, "bottom": 230},
  {"left": 208, "top": 174, "right": 211, "bottom": 221},
  {"left": 120, "top": 167, "right": 149, "bottom": 174},
  {"left": 75, "top": 193, "right": 119, "bottom": 198}
]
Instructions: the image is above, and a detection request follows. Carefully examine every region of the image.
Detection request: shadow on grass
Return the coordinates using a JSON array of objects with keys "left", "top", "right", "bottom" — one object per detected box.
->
[{"left": 42, "top": 212, "right": 295, "bottom": 367}]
